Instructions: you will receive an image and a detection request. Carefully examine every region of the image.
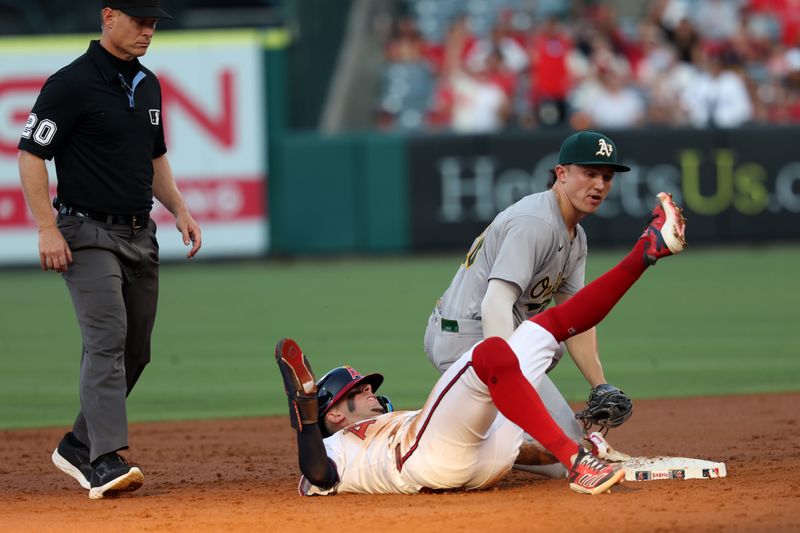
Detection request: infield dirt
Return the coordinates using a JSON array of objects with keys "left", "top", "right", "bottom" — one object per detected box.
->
[{"left": 2, "top": 393, "right": 798, "bottom": 532}]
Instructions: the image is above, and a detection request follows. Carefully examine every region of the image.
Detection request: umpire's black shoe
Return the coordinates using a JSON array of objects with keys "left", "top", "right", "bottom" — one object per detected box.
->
[
  {"left": 88, "top": 452, "right": 144, "bottom": 500},
  {"left": 51, "top": 432, "right": 92, "bottom": 490}
]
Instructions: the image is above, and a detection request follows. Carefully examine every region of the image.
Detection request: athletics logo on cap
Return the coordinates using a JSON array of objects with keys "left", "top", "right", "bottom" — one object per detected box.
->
[{"left": 595, "top": 139, "right": 613, "bottom": 157}]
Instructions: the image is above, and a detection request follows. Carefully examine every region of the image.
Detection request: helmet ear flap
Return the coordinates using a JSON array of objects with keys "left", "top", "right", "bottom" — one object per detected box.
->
[
  {"left": 317, "top": 388, "right": 334, "bottom": 419},
  {"left": 376, "top": 394, "right": 394, "bottom": 413}
]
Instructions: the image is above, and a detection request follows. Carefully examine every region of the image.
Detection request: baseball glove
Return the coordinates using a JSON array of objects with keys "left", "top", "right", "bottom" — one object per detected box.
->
[
  {"left": 275, "top": 338, "right": 319, "bottom": 431},
  {"left": 574, "top": 383, "right": 633, "bottom": 432}
]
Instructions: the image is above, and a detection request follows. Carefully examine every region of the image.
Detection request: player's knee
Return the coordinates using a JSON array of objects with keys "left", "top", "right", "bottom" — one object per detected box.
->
[{"left": 472, "top": 337, "right": 519, "bottom": 384}]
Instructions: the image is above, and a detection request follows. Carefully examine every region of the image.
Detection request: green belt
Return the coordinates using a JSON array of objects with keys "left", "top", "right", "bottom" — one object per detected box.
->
[{"left": 441, "top": 318, "right": 459, "bottom": 333}]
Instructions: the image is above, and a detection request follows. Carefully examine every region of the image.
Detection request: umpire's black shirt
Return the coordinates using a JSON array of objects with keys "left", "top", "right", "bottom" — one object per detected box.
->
[{"left": 18, "top": 40, "right": 167, "bottom": 214}]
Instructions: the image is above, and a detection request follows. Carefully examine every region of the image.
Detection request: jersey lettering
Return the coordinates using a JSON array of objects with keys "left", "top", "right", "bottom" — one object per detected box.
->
[
  {"left": 21, "top": 113, "right": 37, "bottom": 139},
  {"left": 463, "top": 232, "right": 486, "bottom": 269},
  {"left": 32, "top": 119, "right": 57, "bottom": 146},
  {"left": 343, "top": 419, "right": 377, "bottom": 440},
  {"left": 529, "top": 276, "right": 553, "bottom": 299},
  {"left": 527, "top": 272, "right": 566, "bottom": 311}
]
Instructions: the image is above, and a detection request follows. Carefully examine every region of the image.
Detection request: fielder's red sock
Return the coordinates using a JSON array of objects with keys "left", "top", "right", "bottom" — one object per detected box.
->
[
  {"left": 533, "top": 239, "right": 650, "bottom": 343},
  {"left": 472, "top": 337, "right": 578, "bottom": 467}
]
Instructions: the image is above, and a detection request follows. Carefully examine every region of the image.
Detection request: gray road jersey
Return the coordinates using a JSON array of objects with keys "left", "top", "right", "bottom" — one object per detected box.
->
[{"left": 437, "top": 190, "right": 587, "bottom": 328}]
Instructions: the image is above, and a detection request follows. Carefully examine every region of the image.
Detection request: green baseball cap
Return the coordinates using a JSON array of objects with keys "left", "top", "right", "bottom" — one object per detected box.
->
[{"left": 558, "top": 130, "right": 631, "bottom": 172}]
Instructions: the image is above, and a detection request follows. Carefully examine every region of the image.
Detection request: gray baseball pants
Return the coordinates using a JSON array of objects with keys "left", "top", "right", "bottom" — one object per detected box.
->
[{"left": 58, "top": 214, "right": 159, "bottom": 462}]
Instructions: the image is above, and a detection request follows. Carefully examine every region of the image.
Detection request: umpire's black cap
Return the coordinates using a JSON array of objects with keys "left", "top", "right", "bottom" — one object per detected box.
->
[{"left": 103, "top": 0, "right": 173, "bottom": 19}]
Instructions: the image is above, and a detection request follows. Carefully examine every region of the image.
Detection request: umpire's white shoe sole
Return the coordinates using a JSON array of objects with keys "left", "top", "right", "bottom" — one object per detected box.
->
[
  {"left": 51, "top": 448, "right": 90, "bottom": 490},
  {"left": 88, "top": 468, "right": 144, "bottom": 500}
]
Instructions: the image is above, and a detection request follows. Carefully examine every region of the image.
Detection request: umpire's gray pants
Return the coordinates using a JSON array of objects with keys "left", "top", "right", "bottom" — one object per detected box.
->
[{"left": 58, "top": 215, "right": 159, "bottom": 462}]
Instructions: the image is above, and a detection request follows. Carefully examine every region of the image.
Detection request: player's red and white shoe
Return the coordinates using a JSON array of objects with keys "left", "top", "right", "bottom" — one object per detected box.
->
[
  {"left": 568, "top": 446, "right": 626, "bottom": 495},
  {"left": 640, "top": 192, "right": 686, "bottom": 264},
  {"left": 275, "top": 338, "right": 317, "bottom": 395}
]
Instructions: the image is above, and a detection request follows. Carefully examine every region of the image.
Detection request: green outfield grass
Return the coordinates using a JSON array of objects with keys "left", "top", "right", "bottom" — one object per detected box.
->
[{"left": 1, "top": 245, "right": 798, "bottom": 430}]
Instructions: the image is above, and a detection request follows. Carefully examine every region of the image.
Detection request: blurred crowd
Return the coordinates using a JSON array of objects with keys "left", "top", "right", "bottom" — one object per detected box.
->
[{"left": 376, "top": 0, "right": 800, "bottom": 133}]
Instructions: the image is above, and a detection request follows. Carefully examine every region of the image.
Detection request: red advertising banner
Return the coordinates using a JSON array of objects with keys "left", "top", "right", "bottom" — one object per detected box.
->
[{"left": 0, "top": 30, "right": 268, "bottom": 265}]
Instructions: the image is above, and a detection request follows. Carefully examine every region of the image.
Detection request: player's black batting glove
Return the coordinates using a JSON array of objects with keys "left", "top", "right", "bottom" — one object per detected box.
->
[
  {"left": 275, "top": 338, "right": 319, "bottom": 431},
  {"left": 574, "top": 383, "right": 633, "bottom": 435}
]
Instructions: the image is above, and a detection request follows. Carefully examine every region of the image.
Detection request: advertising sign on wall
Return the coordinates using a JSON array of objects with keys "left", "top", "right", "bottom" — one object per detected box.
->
[
  {"left": 408, "top": 128, "right": 800, "bottom": 250},
  {"left": 0, "top": 30, "right": 268, "bottom": 265}
]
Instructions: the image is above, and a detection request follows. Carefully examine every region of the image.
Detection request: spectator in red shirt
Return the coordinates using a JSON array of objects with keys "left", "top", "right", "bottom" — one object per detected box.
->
[
  {"left": 748, "top": 0, "right": 800, "bottom": 47},
  {"left": 528, "top": 16, "right": 575, "bottom": 126}
]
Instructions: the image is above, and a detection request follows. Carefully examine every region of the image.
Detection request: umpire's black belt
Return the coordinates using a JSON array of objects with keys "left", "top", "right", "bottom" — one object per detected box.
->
[{"left": 58, "top": 204, "right": 149, "bottom": 228}]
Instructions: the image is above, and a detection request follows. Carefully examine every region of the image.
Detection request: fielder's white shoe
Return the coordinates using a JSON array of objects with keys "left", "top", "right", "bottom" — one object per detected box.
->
[{"left": 586, "top": 432, "right": 631, "bottom": 462}]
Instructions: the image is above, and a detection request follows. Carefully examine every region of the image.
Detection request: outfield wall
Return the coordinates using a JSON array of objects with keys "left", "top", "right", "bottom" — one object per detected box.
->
[
  {"left": 269, "top": 132, "right": 408, "bottom": 254},
  {"left": 407, "top": 127, "right": 800, "bottom": 250},
  {"left": 271, "top": 127, "right": 800, "bottom": 254}
]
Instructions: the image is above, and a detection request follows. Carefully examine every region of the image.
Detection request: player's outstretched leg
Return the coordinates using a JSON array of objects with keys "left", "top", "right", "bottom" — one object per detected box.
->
[
  {"left": 640, "top": 192, "right": 686, "bottom": 265},
  {"left": 532, "top": 192, "right": 687, "bottom": 343},
  {"left": 472, "top": 338, "right": 625, "bottom": 495}
]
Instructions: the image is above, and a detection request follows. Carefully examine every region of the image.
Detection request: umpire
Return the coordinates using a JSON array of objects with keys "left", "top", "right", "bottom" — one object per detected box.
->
[{"left": 17, "top": 0, "right": 201, "bottom": 500}]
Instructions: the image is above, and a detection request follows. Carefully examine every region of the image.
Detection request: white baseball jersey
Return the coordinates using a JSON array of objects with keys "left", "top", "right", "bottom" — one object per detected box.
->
[
  {"left": 300, "top": 411, "right": 421, "bottom": 495},
  {"left": 300, "top": 321, "right": 562, "bottom": 496}
]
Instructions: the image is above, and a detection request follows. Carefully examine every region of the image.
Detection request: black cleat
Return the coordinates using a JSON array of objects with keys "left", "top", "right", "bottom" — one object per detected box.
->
[
  {"left": 88, "top": 452, "right": 144, "bottom": 500},
  {"left": 51, "top": 432, "right": 92, "bottom": 490}
]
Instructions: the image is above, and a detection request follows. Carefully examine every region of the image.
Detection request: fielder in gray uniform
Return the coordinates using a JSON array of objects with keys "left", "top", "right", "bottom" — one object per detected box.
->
[{"left": 424, "top": 130, "right": 631, "bottom": 477}]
